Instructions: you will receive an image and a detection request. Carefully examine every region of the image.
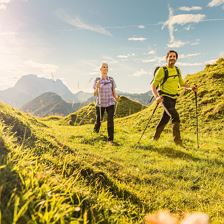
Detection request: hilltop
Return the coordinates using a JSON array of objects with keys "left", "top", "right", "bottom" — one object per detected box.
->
[
  {"left": 62, "top": 96, "right": 146, "bottom": 126},
  {"left": 0, "top": 58, "right": 223, "bottom": 223}
]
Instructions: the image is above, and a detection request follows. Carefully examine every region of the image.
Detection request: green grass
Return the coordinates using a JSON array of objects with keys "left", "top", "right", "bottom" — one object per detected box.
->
[{"left": 0, "top": 58, "right": 224, "bottom": 223}]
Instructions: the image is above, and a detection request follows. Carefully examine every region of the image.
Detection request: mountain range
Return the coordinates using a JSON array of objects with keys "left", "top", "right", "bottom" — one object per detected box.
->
[
  {"left": 0, "top": 74, "right": 92, "bottom": 108},
  {"left": 0, "top": 74, "right": 152, "bottom": 115}
]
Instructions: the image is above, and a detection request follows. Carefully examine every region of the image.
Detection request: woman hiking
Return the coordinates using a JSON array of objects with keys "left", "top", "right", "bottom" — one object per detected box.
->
[{"left": 93, "top": 63, "right": 119, "bottom": 145}]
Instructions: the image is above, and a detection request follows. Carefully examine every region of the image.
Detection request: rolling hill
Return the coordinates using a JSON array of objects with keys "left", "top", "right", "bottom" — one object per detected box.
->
[
  {"left": 21, "top": 92, "right": 83, "bottom": 117},
  {"left": 62, "top": 96, "right": 146, "bottom": 126}
]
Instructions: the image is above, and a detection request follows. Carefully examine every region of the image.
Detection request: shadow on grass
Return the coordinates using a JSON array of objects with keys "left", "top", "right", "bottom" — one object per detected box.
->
[
  {"left": 81, "top": 134, "right": 108, "bottom": 145},
  {"left": 133, "top": 144, "right": 202, "bottom": 162},
  {"left": 132, "top": 143, "right": 224, "bottom": 166},
  {"left": 0, "top": 138, "right": 23, "bottom": 224}
]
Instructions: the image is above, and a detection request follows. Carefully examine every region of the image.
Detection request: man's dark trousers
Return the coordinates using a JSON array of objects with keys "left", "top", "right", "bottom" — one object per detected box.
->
[{"left": 153, "top": 96, "right": 182, "bottom": 144}]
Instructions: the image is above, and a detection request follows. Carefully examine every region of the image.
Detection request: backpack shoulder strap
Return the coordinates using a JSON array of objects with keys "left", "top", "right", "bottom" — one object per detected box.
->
[
  {"left": 175, "top": 66, "right": 180, "bottom": 76},
  {"left": 161, "top": 66, "right": 169, "bottom": 86},
  {"left": 108, "top": 76, "right": 114, "bottom": 89},
  {"left": 150, "top": 66, "right": 160, "bottom": 84}
]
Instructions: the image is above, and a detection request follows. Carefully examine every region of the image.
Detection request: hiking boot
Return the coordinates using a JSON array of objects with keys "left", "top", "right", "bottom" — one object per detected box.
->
[
  {"left": 175, "top": 140, "right": 183, "bottom": 146},
  {"left": 174, "top": 140, "right": 187, "bottom": 149}
]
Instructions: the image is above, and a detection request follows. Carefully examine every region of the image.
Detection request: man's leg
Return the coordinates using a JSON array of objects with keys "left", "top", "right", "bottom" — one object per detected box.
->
[
  {"left": 93, "top": 106, "right": 105, "bottom": 133},
  {"left": 163, "top": 97, "right": 182, "bottom": 145},
  {"left": 153, "top": 111, "right": 170, "bottom": 140},
  {"left": 106, "top": 105, "right": 115, "bottom": 141}
]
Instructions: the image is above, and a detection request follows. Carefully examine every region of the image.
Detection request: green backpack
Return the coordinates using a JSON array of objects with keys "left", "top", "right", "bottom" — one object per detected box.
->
[{"left": 151, "top": 66, "right": 180, "bottom": 88}]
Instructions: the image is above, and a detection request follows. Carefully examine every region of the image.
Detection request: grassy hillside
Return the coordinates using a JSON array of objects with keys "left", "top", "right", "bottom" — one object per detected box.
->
[
  {"left": 119, "top": 58, "right": 224, "bottom": 135},
  {"left": 0, "top": 59, "right": 223, "bottom": 223},
  {"left": 62, "top": 96, "right": 146, "bottom": 126}
]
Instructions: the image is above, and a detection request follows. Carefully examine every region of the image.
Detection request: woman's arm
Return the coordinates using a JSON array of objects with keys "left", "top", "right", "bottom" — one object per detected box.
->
[{"left": 93, "top": 80, "right": 100, "bottom": 96}]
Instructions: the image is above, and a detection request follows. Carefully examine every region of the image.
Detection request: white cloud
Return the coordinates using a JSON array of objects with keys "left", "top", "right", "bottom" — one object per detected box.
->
[
  {"left": 190, "top": 39, "right": 200, "bottom": 46},
  {"left": 179, "top": 6, "right": 202, "bottom": 11},
  {"left": 101, "top": 56, "right": 119, "bottom": 65},
  {"left": 117, "top": 55, "right": 128, "bottom": 59},
  {"left": 208, "top": 0, "right": 224, "bottom": 7},
  {"left": 168, "top": 40, "right": 188, "bottom": 48},
  {"left": 204, "top": 58, "right": 217, "bottom": 64},
  {"left": 179, "top": 53, "right": 201, "bottom": 59},
  {"left": 24, "top": 60, "right": 58, "bottom": 74},
  {"left": 184, "top": 25, "right": 192, "bottom": 31},
  {"left": 163, "top": 6, "right": 205, "bottom": 48},
  {"left": 138, "top": 25, "right": 145, "bottom": 29},
  {"left": 132, "top": 69, "right": 148, "bottom": 77},
  {"left": 117, "top": 53, "right": 135, "bottom": 59},
  {"left": 148, "top": 50, "right": 156, "bottom": 55},
  {"left": 164, "top": 13, "right": 206, "bottom": 28},
  {"left": 56, "top": 9, "right": 112, "bottom": 36},
  {"left": 142, "top": 58, "right": 157, "bottom": 63},
  {"left": 128, "top": 37, "right": 146, "bottom": 41},
  {"left": 142, "top": 56, "right": 164, "bottom": 64},
  {"left": 177, "top": 62, "right": 203, "bottom": 66}
]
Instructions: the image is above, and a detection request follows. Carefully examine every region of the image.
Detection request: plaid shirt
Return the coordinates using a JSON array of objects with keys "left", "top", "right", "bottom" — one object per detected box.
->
[{"left": 93, "top": 76, "right": 116, "bottom": 107}]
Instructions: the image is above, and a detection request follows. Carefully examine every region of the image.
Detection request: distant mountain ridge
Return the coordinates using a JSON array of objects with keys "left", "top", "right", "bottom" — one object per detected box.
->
[
  {"left": 0, "top": 74, "right": 75, "bottom": 108},
  {"left": 0, "top": 74, "right": 152, "bottom": 109}
]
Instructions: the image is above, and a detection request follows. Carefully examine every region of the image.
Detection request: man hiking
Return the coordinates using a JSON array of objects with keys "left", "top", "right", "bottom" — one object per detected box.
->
[
  {"left": 93, "top": 63, "right": 119, "bottom": 145},
  {"left": 151, "top": 50, "right": 197, "bottom": 146}
]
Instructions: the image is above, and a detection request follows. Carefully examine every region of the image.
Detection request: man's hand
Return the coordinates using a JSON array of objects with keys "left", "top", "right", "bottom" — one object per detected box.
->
[
  {"left": 156, "top": 96, "right": 163, "bottom": 104},
  {"left": 191, "top": 84, "right": 198, "bottom": 93}
]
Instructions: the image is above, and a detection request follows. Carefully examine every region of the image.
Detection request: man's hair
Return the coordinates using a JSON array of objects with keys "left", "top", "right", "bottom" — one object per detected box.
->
[{"left": 166, "top": 50, "right": 178, "bottom": 59}]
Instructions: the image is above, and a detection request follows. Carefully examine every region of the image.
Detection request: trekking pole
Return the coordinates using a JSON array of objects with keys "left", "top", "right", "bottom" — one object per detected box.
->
[
  {"left": 78, "top": 108, "right": 94, "bottom": 125},
  {"left": 98, "top": 86, "right": 102, "bottom": 124},
  {"left": 137, "top": 102, "right": 159, "bottom": 144},
  {"left": 148, "top": 95, "right": 154, "bottom": 104},
  {"left": 194, "top": 90, "right": 199, "bottom": 149},
  {"left": 114, "top": 96, "right": 120, "bottom": 117}
]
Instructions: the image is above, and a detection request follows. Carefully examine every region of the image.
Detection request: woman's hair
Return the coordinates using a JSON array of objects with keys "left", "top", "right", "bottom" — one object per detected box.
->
[{"left": 166, "top": 50, "right": 178, "bottom": 59}]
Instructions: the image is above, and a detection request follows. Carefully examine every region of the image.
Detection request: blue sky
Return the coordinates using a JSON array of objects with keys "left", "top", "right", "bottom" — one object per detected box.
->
[{"left": 0, "top": 0, "right": 224, "bottom": 93}]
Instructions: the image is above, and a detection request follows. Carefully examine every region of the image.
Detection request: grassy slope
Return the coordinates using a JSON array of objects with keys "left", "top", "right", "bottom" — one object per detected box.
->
[
  {"left": 0, "top": 59, "right": 224, "bottom": 223},
  {"left": 62, "top": 96, "right": 146, "bottom": 126}
]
